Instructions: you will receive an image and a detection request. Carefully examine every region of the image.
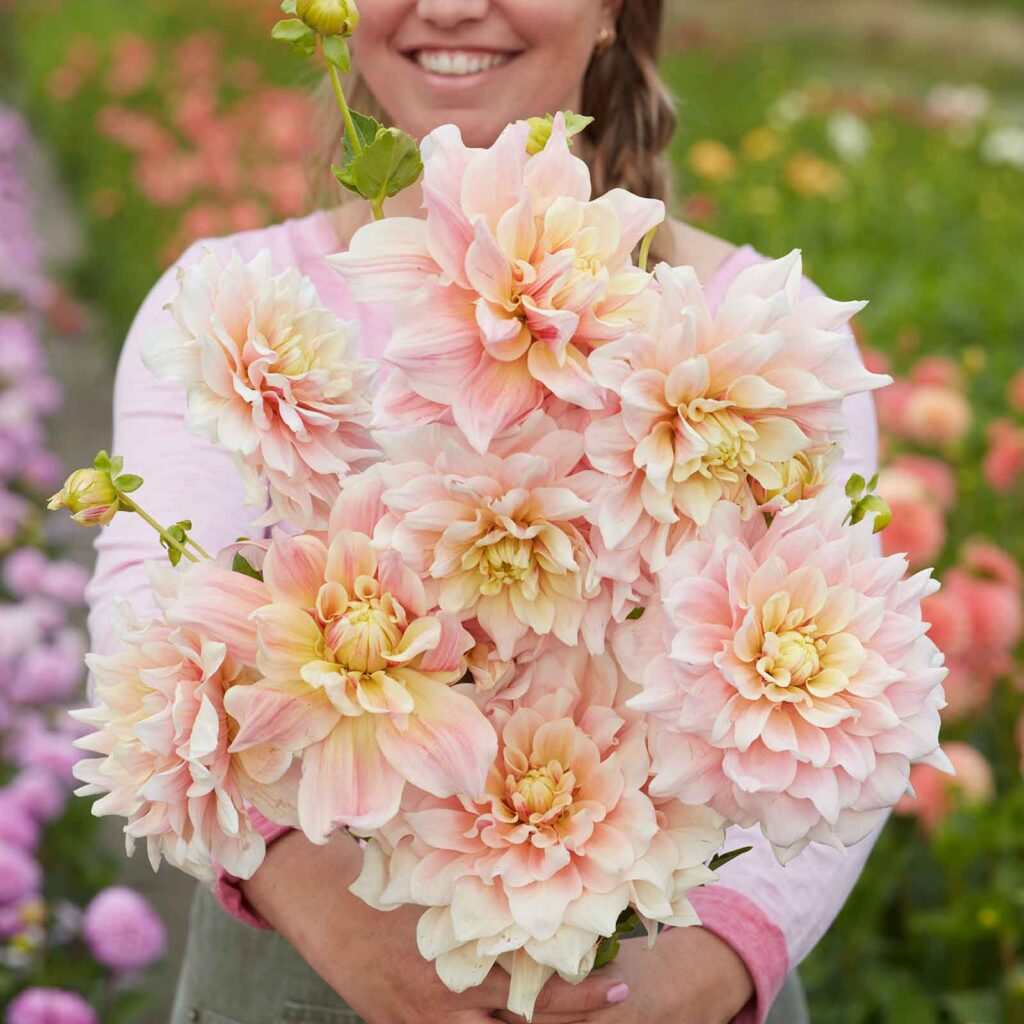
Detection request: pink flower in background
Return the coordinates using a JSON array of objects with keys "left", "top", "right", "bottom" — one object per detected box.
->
[
  {"left": 0, "top": 841, "right": 41, "bottom": 906},
  {"left": 374, "top": 414, "right": 604, "bottom": 659},
  {"left": 8, "top": 724, "right": 82, "bottom": 784},
  {"left": 40, "top": 562, "right": 91, "bottom": 605},
  {"left": 895, "top": 742, "right": 994, "bottom": 833},
  {"left": 6, "top": 989, "right": 98, "bottom": 1024},
  {"left": 331, "top": 114, "right": 663, "bottom": 451},
  {"left": 3, "top": 547, "right": 48, "bottom": 597},
  {"left": 909, "top": 355, "right": 962, "bottom": 389},
  {"left": 142, "top": 248, "right": 377, "bottom": 530},
  {"left": 8, "top": 631, "right": 85, "bottom": 705},
  {"left": 876, "top": 461, "right": 948, "bottom": 567},
  {"left": 227, "top": 526, "right": 496, "bottom": 839},
  {"left": 8, "top": 769, "right": 67, "bottom": 823},
  {"left": 0, "top": 793, "right": 42, "bottom": 849},
  {"left": 105, "top": 34, "right": 155, "bottom": 98},
  {"left": 585, "top": 252, "right": 887, "bottom": 570},
  {"left": 353, "top": 649, "right": 722, "bottom": 1020},
  {"left": 632, "top": 486, "right": 949, "bottom": 861},
  {"left": 962, "top": 538, "right": 1022, "bottom": 590},
  {"left": 82, "top": 887, "right": 167, "bottom": 972},
  {"left": 898, "top": 383, "right": 973, "bottom": 448},
  {"left": 73, "top": 561, "right": 280, "bottom": 882},
  {"left": 983, "top": 418, "right": 1024, "bottom": 493}
]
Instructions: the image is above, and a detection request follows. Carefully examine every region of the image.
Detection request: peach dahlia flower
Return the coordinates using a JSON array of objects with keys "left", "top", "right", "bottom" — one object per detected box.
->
[
  {"left": 352, "top": 648, "right": 723, "bottom": 1021},
  {"left": 329, "top": 114, "right": 663, "bottom": 452},
  {"left": 142, "top": 248, "right": 377, "bottom": 531},
  {"left": 373, "top": 414, "right": 605, "bottom": 659},
  {"left": 585, "top": 253, "right": 890, "bottom": 567},
  {"left": 72, "top": 561, "right": 284, "bottom": 882},
  {"left": 225, "top": 527, "right": 497, "bottom": 839},
  {"left": 630, "top": 486, "right": 950, "bottom": 862}
]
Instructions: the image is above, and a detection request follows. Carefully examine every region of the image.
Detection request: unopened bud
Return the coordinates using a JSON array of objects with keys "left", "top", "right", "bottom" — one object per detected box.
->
[
  {"left": 525, "top": 111, "right": 594, "bottom": 155},
  {"left": 47, "top": 468, "right": 120, "bottom": 527},
  {"left": 297, "top": 0, "right": 359, "bottom": 37}
]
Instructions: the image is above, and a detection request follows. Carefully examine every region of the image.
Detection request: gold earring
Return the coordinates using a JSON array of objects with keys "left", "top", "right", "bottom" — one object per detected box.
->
[{"left": 594, "top": 26, "right": 616, "bottom": 55}]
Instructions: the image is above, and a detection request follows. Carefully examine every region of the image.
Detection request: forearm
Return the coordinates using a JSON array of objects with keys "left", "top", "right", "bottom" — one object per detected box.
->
[{"left": 240, "top": 830, "right": 366, "bottom": 968}]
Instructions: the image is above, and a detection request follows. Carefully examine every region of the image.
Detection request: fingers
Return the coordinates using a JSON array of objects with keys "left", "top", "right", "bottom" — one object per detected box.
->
[{"left": 530, "top": 970, "right": 630, "bottom": 1017}]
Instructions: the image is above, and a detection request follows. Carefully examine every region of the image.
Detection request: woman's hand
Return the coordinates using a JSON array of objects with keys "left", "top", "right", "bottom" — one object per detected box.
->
[
  {"left": 241, "top": 830, "right": 633, "bottom": 1024},
  {"left": 497, "top": 926, "right": 754, "bottom": 1024}
]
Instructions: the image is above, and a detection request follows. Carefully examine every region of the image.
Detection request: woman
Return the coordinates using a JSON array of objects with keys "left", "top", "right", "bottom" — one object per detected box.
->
[{"left": 85, "top": 1, "right": 883, "bottom": 1022}]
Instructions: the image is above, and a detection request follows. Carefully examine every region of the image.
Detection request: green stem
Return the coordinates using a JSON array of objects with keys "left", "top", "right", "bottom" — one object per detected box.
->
[
  {"left": 117, "top": 493, "right": 200, "bottom": 564},
  {"left": 638, "top": 225, "right": 658, "bottom": 273},
  {"left": 185, "top": 534, "right": 212, "bottom": 560},
  {"left": 328, "top": 61, "right": 362, "bottom": 159}
]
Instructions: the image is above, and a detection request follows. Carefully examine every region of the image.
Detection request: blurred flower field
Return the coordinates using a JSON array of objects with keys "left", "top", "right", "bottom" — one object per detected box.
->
[{"left": 4, "top": 0, "right": 1024, "bottom": 1021}]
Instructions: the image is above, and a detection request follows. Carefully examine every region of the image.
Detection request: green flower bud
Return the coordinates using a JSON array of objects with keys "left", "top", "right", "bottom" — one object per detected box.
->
[
  {"left": 47, "top": 468, "right": 120, "bottom": 527},
  {"left": 525, "top": 111, "right": 595, "bottom": 155},
  {"left": 297, "top": 0, "right": 359, "bottom": 37}
]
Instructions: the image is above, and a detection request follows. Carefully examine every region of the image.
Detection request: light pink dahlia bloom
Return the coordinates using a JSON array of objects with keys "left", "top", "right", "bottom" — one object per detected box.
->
[
  {"left": 352, "top": 650, "right": 723, "bottom": 1021},
  {"left": 330, "top": 114, "right": 663, "bottom": 452},
  {"left": 72, "top": 562, "right": 284, "bottom": 882},
  {"left": 372, "top": 414, "right": 606, "bottom": 659},
  {"left": 586, "top": 253, "right": 890, "bottom": 567},
  {"left": 142, "top": 248, "right": 377, "bottom": 530},
  {"left": 630, "top": 486, "right": 950, "bottom": 862},
  {"left": 225, "top": 527, "right": 496, "bottom": 839}
]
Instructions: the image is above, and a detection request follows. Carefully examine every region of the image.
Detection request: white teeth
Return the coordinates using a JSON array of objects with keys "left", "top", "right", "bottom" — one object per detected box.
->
[{"left": 414, "top": 50, "right": 510, "bottom": 76}]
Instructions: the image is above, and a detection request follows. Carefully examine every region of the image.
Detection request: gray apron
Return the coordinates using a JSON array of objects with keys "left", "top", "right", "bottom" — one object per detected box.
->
[{"left": 171, "top": 886, "right": 809, "bottom": 1024}]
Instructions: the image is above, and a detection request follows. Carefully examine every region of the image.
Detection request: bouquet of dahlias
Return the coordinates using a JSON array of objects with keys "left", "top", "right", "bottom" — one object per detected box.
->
[{"left": 51, "top": 6, "right": 951, "bottom": 1019}]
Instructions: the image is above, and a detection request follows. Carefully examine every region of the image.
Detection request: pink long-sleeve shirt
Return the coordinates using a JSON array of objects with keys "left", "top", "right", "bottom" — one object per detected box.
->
[{"left": 84, "top": 210, "right": 884, "bottom": 1024}]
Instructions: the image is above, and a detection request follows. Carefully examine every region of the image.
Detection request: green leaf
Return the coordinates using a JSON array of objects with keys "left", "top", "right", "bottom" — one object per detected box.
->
[
  {"left": 860, "top": 495, "right": 893, "bottom": 532},
  {"left": 271, "top": 18, "right": 317, "bottom": 57},
  {"left": 280, "top": 0, "right": 297, "bottom": 11},
  {"left": 845, "top": 473, "right": 865, "bottom": 499},
  {"left": 334, "top": 111, "right": 385, "bottom": 193},
  {"left": 322, "top": 34, "right": 350, "bottom": 72},
  {"left": 113, "top": 473, "right": 143, "bottom": 493},
  {"left": 626, "top": 606, "right": 646, "bottom": 620},
  {"left": 349, "top": 127, "right": 423, "bottom": 201},
  {"left": 93, "top": 450, "right": 110, "bottom": 470},
  {"left": 160, "top": 534, "right": 183, "bottom": 566},
  {"left": 592, "top": 935, "right": 620, "bottom": 970},
  {"left": 232, "top": 553, "right": 264, "bottom": 581},
  {"left": 708, "top": 845, "right": 753, "bottom": 871},
  {"left": 108, "top": 455, "right": 124, "bottom": 477}
]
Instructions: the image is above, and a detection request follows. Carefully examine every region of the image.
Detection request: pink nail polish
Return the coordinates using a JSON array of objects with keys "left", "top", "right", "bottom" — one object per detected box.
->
[{"left": 607, "top": 983, "right": 630, "bottom": 1004}]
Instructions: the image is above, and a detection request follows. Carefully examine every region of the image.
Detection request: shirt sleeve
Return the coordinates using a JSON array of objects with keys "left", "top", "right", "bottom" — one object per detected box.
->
[
  {"left": 83, "top": 240, "right": 270, "bottom": 668},
  {"left": 689, "top": 314, "right": 887, "bottom": 1023}
]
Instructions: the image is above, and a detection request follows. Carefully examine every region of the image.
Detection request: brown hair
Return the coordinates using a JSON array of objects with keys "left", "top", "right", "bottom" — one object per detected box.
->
[{"left": 309, "top": 1, "right": 677, "bottom": 258}]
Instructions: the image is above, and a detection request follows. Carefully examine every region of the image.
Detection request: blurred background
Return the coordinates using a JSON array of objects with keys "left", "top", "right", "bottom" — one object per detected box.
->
[{"left": 1, "top": 0, "right": 1022, "bottom": 1021}]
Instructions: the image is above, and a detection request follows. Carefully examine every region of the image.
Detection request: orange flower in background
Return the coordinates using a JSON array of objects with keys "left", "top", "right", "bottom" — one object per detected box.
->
[
  {"left": 785, "top": 152, "right": 845, "bottom": 198},
  {"left": 741, "top": 126, "right": 782, "bottom": 161},
  {"left": 1008, "top": 369, "right": 1024, "bottom": 413},
  {"left": 688, "top": 139, "right": 738, "bottom": 182}
]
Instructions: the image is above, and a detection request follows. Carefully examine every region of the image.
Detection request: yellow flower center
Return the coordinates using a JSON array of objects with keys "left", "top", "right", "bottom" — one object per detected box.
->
[
  {"left": 757, "top": 629, "right": 824, "bottom": 689},
  {"left": 506, "top": 761, "right": 575, "bottom": 823},
  {"left": 695, "top": 412, "right": 756, "bottom": 476},
  {"left": 318, "top": 576, "right": 404, "bottom": 673},
  {"left": 269, "top": 324, "right": 314, "bottom": 376},
  {"left": 466, "top": 536, "right": 532, "bottom": 595}
]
